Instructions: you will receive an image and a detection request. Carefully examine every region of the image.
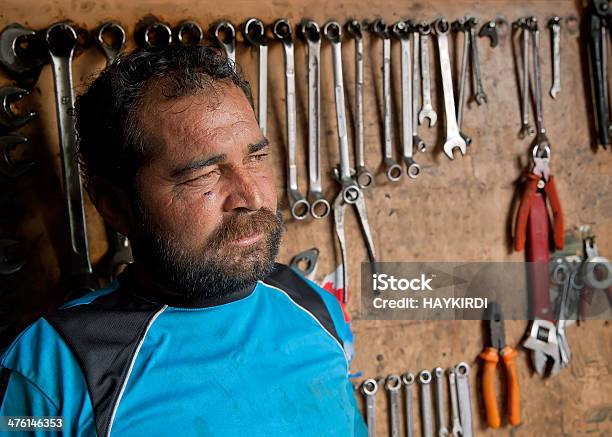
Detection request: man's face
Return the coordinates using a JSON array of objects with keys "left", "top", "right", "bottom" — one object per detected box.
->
[{"left": 129, "top": 80, "right": 282, "bottom": 299}]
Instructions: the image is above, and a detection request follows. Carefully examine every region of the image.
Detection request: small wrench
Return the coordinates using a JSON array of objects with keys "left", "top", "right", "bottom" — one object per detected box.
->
[
  {"left": 517, "top": 18, "right": 536, "bottom": 139},
  {"left": 213, "top": 21, "right": 236, "bottom": 67},
  {"left": 0, "top": 23, "right": 47, "bottom": 87},
  {"left": 452, "top": 18, "right": 472, "bottom": 147},
  {"left": 529, "top": 17, "right": 551, "bottom": 154},
  {"left": 142, "top": 21, "right": 172, "bottom": 49},
  {"left": 0, "top": 135, "right": 34, "bottom": 177},
  {"left": 448, "top": 368, "right": 463, "bottom": 437},
  {"left": 418, "top": 23, "right": 438, "bottom": 126},
  {"left": 361, "top": 379, "right": 378, "bottom": 437},
  {"left": 467, "top": 18, "right": 487, "bottom": 105},
  {"left": 434, "top": 19, "right": 467, "bottom": 160},
  {"left": 419, "top": 370, "right": 434, "bottom": 437},
  {"left": 434, "top": 367, "right": 449, "bottom": 437},
  {"left": 96, "top": 22, "right": 126, "bottom": 64},
  {"left": 386, "top": 374, "right": 402, "bottom": 437},
  {"left": 402, "top": 373, "right": 415, "bottom": 437},
  {"left": 455, "top": 363, "right": 473, "bottom": 437},
  {"left": 0, "top": 86, "right": 36, "bottom": 131},
  {"left": 411, "top": 23, "right": 426, "bottom": 152},
  {"left": 548, "top": 17, "right": 561, "bottom": 98},
  {"left": 174, "top": 20, "right": 203, "bottom": 45},
  {"left": 243, "top": 19, "right": 268, "bottom": 137}
]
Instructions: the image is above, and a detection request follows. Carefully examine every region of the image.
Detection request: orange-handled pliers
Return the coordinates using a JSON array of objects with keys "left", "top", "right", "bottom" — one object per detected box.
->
[{"left": 480, "top": 302, "right": 521, "bottom": 428}]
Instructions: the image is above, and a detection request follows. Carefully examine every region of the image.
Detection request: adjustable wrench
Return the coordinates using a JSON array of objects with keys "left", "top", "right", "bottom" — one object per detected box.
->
[
  {"left": 0, "top": 135, "right": 34, "bottom": 178},
  {"left": 548, "top": 17, "right": 561, "bottom": 99},
  {"left": 467, "top": 18, "right": 487, "bottom": 105},
  {"left": 418, "top": 23, "right": 438, "bottom": 126},
  {"left": 434, "top": 367, "right": 449, "bottom": 437},
  {"left": 386, "top": 374, "right": 402, "bottom": 437},
  {"left": 174, "top": 20, "right": 203, "bottom": 45},
  {"left": 0, "top": 86, "right": 36, "bottom": 131},
  {"left": 96, "top": 22, "right": 125, "bottom": 64},
  {"left": 402, "top": 373, "right": 415, "bottom": 437},
  {"left": 412, "top": 24, "right": 426, "bottom": 152},
  {"left": 392, "top": 21, "right": 420, "bottom": 179},
  {"left": 299, "top": 20, "right": 330, "bottom": 219},
  {"left": 419, "top": 370, "right": 434, "bottom": 437},
  {"left": 452, "top": 18, "right": 472, "bottom": 147},
  {"left": 517, "top": 18, "right": 536, "bottom": 139},
  {"left": 434, "top": 19, "right": 467, "bottom": 160},
  {"left": 243, "top": 19, "right": 268, "bottom": 137},
  {"left": 447, "top": 368, "right": 463, "bottom": 437},
  {"left": 455, "top": 363, "right": 473, "bottom": 437},
  {"left": 274, "top": 19, "right": 309, "bottom": 221},
  {"left": 346, "top": 20, "right": 374, "bottom": 189},
  {"left": 361, "top": 379, "right": 378, "bottom": 437},
  {"left": 371, "top": 19, "right": 403, "bottom": 181},
  {"left": 141, "top": 21, "right": 172, "bottom": 48},
  {"left": 324, "top": 20, "right": 377, "bottom": 303},
  {"left": 45, "top": 23, "right": 97, "bottom": 297},
  {"left": 213, "top": 21, "right": 236, "bottom": 67}
]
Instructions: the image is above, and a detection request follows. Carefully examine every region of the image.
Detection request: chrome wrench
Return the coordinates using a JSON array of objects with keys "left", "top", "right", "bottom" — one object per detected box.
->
[
  {"left": 434, "top": 367, "right": 449, "bottom": 437},
  {"left": 174, "top": 20, "right": 204, "bottom": 45},
  {"left": 434, "top": 19, "right": 467, "bottom": 160},
  {"left": 412, "top": 24, "right": 426, "bottom": 152},
  {"left": 517, "top": 18, "right": 535, "bottom": 139},
  {"left": 346, "top": 20, "right": 374, "bottom": 190},
  {"left": 419, "top": 370, "right": 434, "bottom": 437},
  {"left": 402, "top": 373, "right": 415, "bottom": 437},
  {"left": 96, "top": 22, "right": 125, "bottom": 64},
  {"left": 448, "top": 368, "right": 463, "bottom": 437},
  {"left": 455, "top": 363, "right": 473, "bottom": 437},
  {"left": 453, "top": 18, "right": 472, "bottom": 147},
  {"left": 300, "top": 20, "right": 330, "bottom": 219},
  {"left": 274, "top": 20, "right": 309, "bottom": 220},
  {"left": 213, "top": 21, "right": 236, "bottom": 67},
  {"left": 243, "top": 19, "right": 268, "bottom": 137},
  {"left": 549, "top": 17, "right": 561, "bottom": 99},
  {"left": 418, "top": 23, "right": 438, "bottom": 126},
  {"left": 371, "top": 19, "right": 403, "bottom": 181},
  {"left": 392, "top": 21, "right": 420, "bottom": 179},
  {"left": 386, "top": 374, "right": 401, "bottom": 437},
  {"left": 361, "top": 379, "right": 378, "bottom": 437},
  {"left": 467, "top": 18, "right": 487, "bottom": 105}
]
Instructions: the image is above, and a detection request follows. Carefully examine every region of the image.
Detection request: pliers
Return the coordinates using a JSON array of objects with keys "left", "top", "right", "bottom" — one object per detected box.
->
[{"left": 480, "top": 302, "right": 521, "bottom": 428}]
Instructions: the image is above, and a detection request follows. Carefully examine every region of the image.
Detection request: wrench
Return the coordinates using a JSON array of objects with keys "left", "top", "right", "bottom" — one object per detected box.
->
[
  {"left": 0, "top": 23, "right": 47, "bottom": 87},
  {"left": 517, "top": 18, "right": 536, "bottom": 139},
  {"left": 274, "top": 19, "right": 309, "bottom": 221},
  {"left": 455, "top": 362, "right": 473, "bottom": 437},
  {"left": 583, "top": 237, "right": 612, "bottom": 290},
  {"left": 96, "top": 22, "right": 125, "bottom": 64},
  {"left": 467, "top": 18, "right": 487, "bottom": 105},
  {"left": 0, "top": 135, "right": 34, "bottom": 177},
  {"left": 0, "top": 239, "right": 25, "bottom": 275},
  {"left": 174, "top": 20, "right": 203, "bottom": 45},
  {"left": 386, "top": 374, "right": 402, "bottom": 437},
  {"left": 434, "top": 367, "right": 449, "bottom": 437},
  {"left": 402, "top": 373, "right": 415, "bottom": 437},
  {"left": 448, "top": 368, "right": 463, "bottom": 437},
  {"left": 213, "top": 21, "right": 236, "bottom": 67},
  {"left": 141, "top": 21, "right": 172, "bottom": 49},
  {"left": 479, "top": 20, "right": 499, "bottom": 47},
  {"left": 371, "top": 18, "right": 403, "bottom": 181},
  {"left": 0, "top": 86, "right": 36, "bottom": 131},
  {"left": 548, "top": 17, "right": 561, "bottom": 99},
  {"left": 361, "top": 379, "right": 378, "bottom": 437},
  {"left": 418, "top": 23, "right": 438, "bottom": 126},
  {"left": 392, "top": 21, "right": 420, "bottom": 179},
  {"left": 419, "top": 370, "right": 434, "bottom": 437},
  {"left": 452, "top": 18, "right": 472, "bottom": 147},
  {"left": 243, "top": 19, "right": 268, "bottom": 137},
  {"left": 346, "top": 20, "right": 374, "bottom": 189},
  {"left": 45, "top": 23, "right": 97, "bottom": 297},
  {"left": 299, "top": 20, "right": 330, "bottom": 219},
  {"left": 529, "top": 18, "right": 551, "bottom": 155},
  {"left": 411, "top": 24, "right": 426, "bottom": 152},
  {"left": 434, "top": 19, "right": 467, "bottom": 160},
  {"left": 289, "top": 247, "right": 319, "bottom": 281}
]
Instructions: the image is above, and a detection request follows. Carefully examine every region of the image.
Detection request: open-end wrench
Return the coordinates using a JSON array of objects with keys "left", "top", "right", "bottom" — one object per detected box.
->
[
  {"left": 402, "top": 373, "right": 415, "bottom": 437},
  {"left": 0, "top": 23, "right": 47, "bottom": 87},
  {"left": 45, "top": 23, "right": 97, "bottom": 297},
  {"left": 0, "top": 135, "right": 34, "bottom": 178},
  {"left": 392, "top": 21, "right": 420, "bottom": 179},
  {"left": 548, "top": 17, "right": 561, "bottom": 99},
  {"left": 517, "top": 18, "right": 536, "bottom": 139},
  {"left": 346, "top": 20, "right": 374, "bottom": 190},
  {"left": 583, "top": 237, "right": 612, "bottom": 290},
  {"left": 325, "top": 20, "right": 377, "bottom": 304},
  {"left": 452, "top": 18, "right": 472, "bottom": 147},
  {"left": 299, "top": 20, "right": 330, "bottom": 219},
  {"left": 213, "top": 21, "right": 236, "bottom": 67},
  {"left": 386, "top": 374, "right": 402, "bottom": 437},
  {"left": 0, "top": 86, "right": 36, "bottom": 131},
  {"left": 174, "top": 20, "right": 203, "bottom": 45},
  {"left": 434, "top": 19, "right": 467, "bottom": 160},
  {"left": 434, "top": 367, "right": 449, "bottom": 437},
  {"left": 142, "top": 21, "right": 172, "bottom": 49},
  {"left": 418, "top": 23, "right": 438, "bottom": 127},
  {"left": 95, "top": 22, "right": 125, "bottom": 64},
  {"left": 274, "top": 19, "right": 309, "bottom": 221},
  {"left": 448, "top": 368, "right": 463, "bottom": 437},
  {"left": 455, "top": 363, "right": 473, "bottom": 437},
  {"left": 467, "top": 18, "right": 487, "bottom": 105},
  {"left": 411, "top": 23, "right": 426, "bottom": 152},
  {"left": 0, "top": 239, "right": 25, "bottom": 275},
  {"left": 371, "top": 18, "right": 403, "bottom": 181},
  {"left": 361, "top": 379, "right": 378, "bottom": 437},
  {"left": 243, "top": 19, "right": 268, "bottom": 137},
  {"left": 479, "top": 20, "right": 499, "bottom": 47},
  {"left": 419, "top": 370, "right": 434, "bottom": 437}
]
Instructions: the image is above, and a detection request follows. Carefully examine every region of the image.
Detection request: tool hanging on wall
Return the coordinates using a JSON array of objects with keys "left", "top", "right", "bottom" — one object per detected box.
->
[
  {"left": 548, "top": 16, "right": 561, "bottom": 98},
  {"left": 515, "top": 18, "right": 536, "bottom": 139},
  {"left": 0, "top": 23, "right": 47, "bottom": 87},
  {"left": 242, "top": 18, "right": 268, "bottom": 137},
  {"left": 212, "top": 21, "right": 236, "bottom": 68},
  {"left": 137, "top": 19, "right": 172, "bottom": 49},
  {"left": 360, "top": 379, "right": 378, "bottom": 437},
  {"left": 412, "top": 22, "right": 426, "bottom": 152},
  {"left": 452, "top": 17, "right": 473, "bottom": 147},
  {"left": 174, "top": 20, "right": 203, "bottom": 45}
]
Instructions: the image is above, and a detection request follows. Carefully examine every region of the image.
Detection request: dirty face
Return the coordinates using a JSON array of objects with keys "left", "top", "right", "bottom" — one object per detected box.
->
[{"left": 129, "top": 80, "right": 282, "bottom": 299}]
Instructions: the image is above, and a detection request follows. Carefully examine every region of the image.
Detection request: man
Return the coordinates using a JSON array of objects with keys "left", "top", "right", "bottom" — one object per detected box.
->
[{"left": 0, "top": 45, "right": 367, "bottom": 436}]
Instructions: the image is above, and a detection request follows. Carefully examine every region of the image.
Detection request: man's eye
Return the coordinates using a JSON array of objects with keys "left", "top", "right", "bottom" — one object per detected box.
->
[
  {"left": 184, "top": 171, "right": 219, "bottom": 186},
  {"left": 250, "top": 153, "right": 269, "bottom": 161}
]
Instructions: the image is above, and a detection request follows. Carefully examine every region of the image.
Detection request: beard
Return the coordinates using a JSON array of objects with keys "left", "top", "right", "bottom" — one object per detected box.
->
[{"left": 131, "top": 199, "right": 284, "bottom": 301}]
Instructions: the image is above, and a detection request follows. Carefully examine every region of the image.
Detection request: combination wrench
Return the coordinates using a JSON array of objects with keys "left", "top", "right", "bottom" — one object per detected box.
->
[
  {"left": 402, "top": 373, "right": 415, "bottom": 437},
  {"left": 418, "top": 23, "right": 438, "bottom": 126},
  {"left": 346, "top": 20, "right": 374, "bottom": 189},
  {"left": 517, "top": 18, "right": 536, "bottom": 139},
  {"left": 371, "top": 18, "right": 403, "bottom": 181},
  {"left": 141, "top": 21, "right": 172, "bottom": 48},
  {"left": 174, "top": 20, "right": 203, "bottom": 45},
  {"left": 467, "top": 18, "right": 487, "bottom": 105},
  {"left": 548, "top": 17, "right": 561, "bottom": 99},
  {"left": 419, "top": 370, "right": 434, "bottom": 437},
  {"left": 324, "top": 20, "right": 377, "bottom": 304},
  {"left": 448, "top": 368, "right": 463, "bottom": 437},
  {"left": 386, "top": 374, "right": 402, "bottom": 437},
  {"left": 299, "top": 20, "right": 330, "bottom": 219},
  {"left": 412, "top": 23, "right": 426, "bottom": 152},
  {"left": 213, "top": 21, "right": 236, "bottom": 67},
  {"left": 434, "top": 367, "right": 449, "bottom": 437},
  {"left": 392, "top": 21, "right": 420, "bottom": 179},
  {"left": 434, "top": 19, "right": 467, "bottom": 160},
  {"left": 361, "top": 379, "right": 378, "bottom": 437},
  {"left": 455, "top": 363, "right": 474, "bottom": 437},
  {"left": 243, "top": 18, "right": 269, "bottom": 137},
  {"left": 274, "top": 19, "right": 309, "bottom": 220},
  {"left": 45, "top": 23, "right": 97, "bottom": 296},
  {"left": 453, "top": 18, "right": 472, "bottom": 147}
]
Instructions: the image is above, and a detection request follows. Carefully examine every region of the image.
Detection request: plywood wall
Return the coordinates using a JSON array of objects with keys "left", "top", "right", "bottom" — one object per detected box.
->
[{"left": 0, "top": 0, "right": 610, "bottom": 435}]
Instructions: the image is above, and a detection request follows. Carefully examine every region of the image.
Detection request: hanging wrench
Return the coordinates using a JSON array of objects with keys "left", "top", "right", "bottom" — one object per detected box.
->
[
  {"left": 453, "top": 18, "right": 472, "bottom": 147},
  {"left": 392, "top": 21, "right": 420, "bottom": 179},
  {"left": 402, "top": 373, "right": 415, "bottom": 437},
  {"left": 418, "top": 23, "right": 438, "bottom": 126},
  {"left": 386, "top": 374, "right": 401, "bottom": 437},
  {"left": 324, "top": 20, "right": 377, "bottom": 304},
  {"left": 361, "top": 379, "right": 378, "bottom": 437},
  {"left": 434, "top": 367, "right": 449, "bottom": 437},
  {"left": 448, "top": 368, "right": 463, "bottom": 437},
  {"left": 274, "top": 19, "right": 309, "bottom": 221},
  {"left": 213, "top": 21, "right": 236, "bottom": 67},
  {"left": 243, "top": 19, "right": 268, "bottom": 137},
  {"left": 174, "top": 20, "right": 203, "bottom": 45},
  {"left": 346, "top": 20, "right": 374, "bottom": 189},
  {"left": 517, "top": 18, "right": 536, "bottom": 139},
  {"left": 467, "top": 18, "right": 487, "bottom": 105},
  {"left": 45, "top": 23, "right": 97, "bottom": 297},
  {"left": 141, "top": 21, "right": 172, "bottom": 49},
  {"left": 0, "top": 86, "right": 36, "bottom": 131},
  {"left": 371, "top": 18, "right": 403, "bottom": 181},
  {"left": 455, "top": 362, "right": 474, "bottom": 437},
  {"left": 434, "top": 19, "right": 467, "bottom": 160},
  {"left": 95, "top": 22, "right": 125, "bottom": 64},
  {"left": 549, "top": 17, "right": 561, "bottom": 99},
  {"left": 0, "top": 23, "right": 47, "bottom": 87},
  {"left": 299, "top": 20, "right": 330, "bottom": 219},
  {"left": 0, "top": 135, "right": 34, "bottom": 177},
  {"left": 419, "top": 370, "right": 434, "bottom": 437},
  {"left": 411, "top": 23, "right": 426, "bottom": 152}
]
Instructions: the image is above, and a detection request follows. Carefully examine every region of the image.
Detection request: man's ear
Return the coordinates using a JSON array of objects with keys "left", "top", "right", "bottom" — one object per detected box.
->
[{"left": 88, "top": 176, "right": 135, "bottom": 238}]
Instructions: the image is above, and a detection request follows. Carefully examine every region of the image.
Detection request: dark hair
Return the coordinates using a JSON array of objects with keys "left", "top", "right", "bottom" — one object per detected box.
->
[{"left": 75, "top": 44, "right": 254, "bottom": 196}]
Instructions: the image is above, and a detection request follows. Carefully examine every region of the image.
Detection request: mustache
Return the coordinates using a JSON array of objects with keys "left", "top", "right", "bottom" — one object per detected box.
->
[{"left": 207, "top": 208, "right": 282, "bottom": 249}]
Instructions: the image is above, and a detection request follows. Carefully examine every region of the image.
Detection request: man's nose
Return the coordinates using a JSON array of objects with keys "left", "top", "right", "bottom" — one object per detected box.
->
[{"left": 223, "top": 167, "right": 264, "bottom": 212}]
